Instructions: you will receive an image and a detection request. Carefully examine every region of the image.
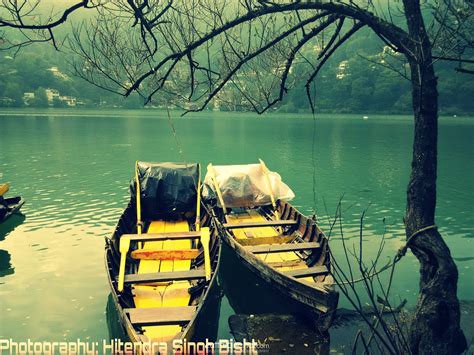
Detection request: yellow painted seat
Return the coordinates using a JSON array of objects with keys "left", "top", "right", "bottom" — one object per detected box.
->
[{"left": 132, "top": 220, "right": 192, "bottom": 342}]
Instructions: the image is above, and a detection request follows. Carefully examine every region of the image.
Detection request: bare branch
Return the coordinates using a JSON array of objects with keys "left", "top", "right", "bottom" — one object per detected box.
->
[{"left": 305, "top": 21, "right": 365, "bottom": 112}]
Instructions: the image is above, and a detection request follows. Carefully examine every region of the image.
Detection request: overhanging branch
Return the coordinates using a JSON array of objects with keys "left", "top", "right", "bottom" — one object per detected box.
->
[{"left": 305, "top": 21, "right": 365, "bottom": 112}]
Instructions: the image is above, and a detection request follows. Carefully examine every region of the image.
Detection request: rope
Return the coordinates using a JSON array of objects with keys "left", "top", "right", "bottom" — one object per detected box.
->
[
  {"left": 395, "top": 224, "right": 437, "bottom": 262},
  {"left": 166, "top": 109, "right": 198, "bottom": 190},
  {"left": 336, "top": 224, "right": 438, "bottom": 285},
  {"left": 311, "top": 110, "right": 318, "bottom": 215},
  {"left": 166, "top": 109, "right": 202, "bottom": 224}
]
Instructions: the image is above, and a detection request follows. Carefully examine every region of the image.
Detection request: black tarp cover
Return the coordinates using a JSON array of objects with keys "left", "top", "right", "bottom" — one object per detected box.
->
[{"left": 130, "top": 162, "right": 199, "bottom": 219}]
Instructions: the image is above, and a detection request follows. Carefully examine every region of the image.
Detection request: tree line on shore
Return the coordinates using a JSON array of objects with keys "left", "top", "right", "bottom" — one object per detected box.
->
[{"left": 1, "top": 28, "right": 472, "bottom": 114}]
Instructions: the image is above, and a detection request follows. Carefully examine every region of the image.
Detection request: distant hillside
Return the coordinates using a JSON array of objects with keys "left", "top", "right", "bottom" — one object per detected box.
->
[{"left": 0, "top": 26, "right": 472, "bottom": 114}]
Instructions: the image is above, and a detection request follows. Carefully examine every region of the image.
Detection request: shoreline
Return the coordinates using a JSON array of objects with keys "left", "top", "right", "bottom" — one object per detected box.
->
[{"left": 0, "top": 108, "right": 472, "bottom": 121}]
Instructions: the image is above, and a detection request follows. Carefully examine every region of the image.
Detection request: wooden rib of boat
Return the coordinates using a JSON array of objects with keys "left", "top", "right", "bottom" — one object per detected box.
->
[
  {"left": 0, "top": 183, "right": 25, "bottom": 223},
  {"left": 205, "top": 162, "right": 339, "bottom": 332},
  {"left": 104, "top": 162, "right": 220, "bottom": 351}
]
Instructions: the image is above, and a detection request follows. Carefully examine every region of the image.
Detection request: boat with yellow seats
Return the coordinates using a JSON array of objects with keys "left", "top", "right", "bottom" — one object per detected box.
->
[
  {"left": 203, "top": 160, "right": 338, "bottom": 331},
  {"left": 0, "top": 183, "right": 25, "bottom": 223},
  {"left": 104, "top": 162, "right": 220, "bottom": 352}
]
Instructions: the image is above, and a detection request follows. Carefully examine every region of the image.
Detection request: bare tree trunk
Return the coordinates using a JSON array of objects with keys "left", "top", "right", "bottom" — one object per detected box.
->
[
  {"left": 403, "top": 1, "right": 467, "bottom": 353},
  {"left": 406, "top": 59, "right": 467, "bottom": 355}
]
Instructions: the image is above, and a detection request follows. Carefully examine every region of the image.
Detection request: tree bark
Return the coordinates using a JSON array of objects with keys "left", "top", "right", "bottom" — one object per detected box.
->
[{"left": 403, "top": 1, "right": 467, "bottom": 353}]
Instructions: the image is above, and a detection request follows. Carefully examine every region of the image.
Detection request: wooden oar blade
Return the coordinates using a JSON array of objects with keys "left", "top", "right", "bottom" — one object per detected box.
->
[
  {"left": 201, "top": 227, "right": 211, "bottom": 281},
  {"left": 118, "top": 236, "right": 130, "bottom": 292}
]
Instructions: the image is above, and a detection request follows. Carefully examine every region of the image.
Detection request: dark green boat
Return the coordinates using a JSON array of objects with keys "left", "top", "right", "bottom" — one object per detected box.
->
[{"left": 0, "top": 184, "right": 25, "bottom": 223}]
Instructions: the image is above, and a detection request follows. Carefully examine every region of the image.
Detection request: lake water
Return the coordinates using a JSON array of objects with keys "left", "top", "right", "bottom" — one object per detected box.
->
[{"left": 0, "top": 109, "right": 472, "bottom": 348}]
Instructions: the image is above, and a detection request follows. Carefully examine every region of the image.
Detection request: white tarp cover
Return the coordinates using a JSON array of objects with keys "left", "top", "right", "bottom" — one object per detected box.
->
[{"left": 203, "top": 163, "right": 295, "bottom": 208}]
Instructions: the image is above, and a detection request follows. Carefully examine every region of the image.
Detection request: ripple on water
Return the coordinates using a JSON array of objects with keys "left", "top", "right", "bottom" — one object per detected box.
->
[{"left": 0, "top": 112, "right": 472, "bottom": 342}]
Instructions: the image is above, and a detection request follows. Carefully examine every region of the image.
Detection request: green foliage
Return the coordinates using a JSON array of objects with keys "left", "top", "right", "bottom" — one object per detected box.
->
[
  {"left": 2, "top": 82, "right": 23, "bottom": 107},
  {"left": 52, "top": 97, "right": 68, "bottom": 108},
  {"left": 32, "top": 88, "right": 49, "bottom": 108},
  {"left": 281, "top": 29, "right": 471, "bottom": 114},
  {"left": 122, "top": 94, "right": 143, "bottom": 109},
  {"left": 0, "top": 28, "right": 472, "bottom": 114}
]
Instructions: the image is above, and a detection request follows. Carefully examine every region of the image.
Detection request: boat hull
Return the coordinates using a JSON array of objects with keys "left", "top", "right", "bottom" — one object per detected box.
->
[
  {"left": 104, "top": 243, "right": 221, "bottom": 347},
  {"left": 219, "top": 229, "right": 338, "bottom": 332},
  {"left": 213, "top": 200, "right": 339, "bottom": 332},
  {"left": 104, "top": 202, "right": 221, "bottom": 353},
  {"left": 0, "top": 196, "right": 25, "bottom": 223}
]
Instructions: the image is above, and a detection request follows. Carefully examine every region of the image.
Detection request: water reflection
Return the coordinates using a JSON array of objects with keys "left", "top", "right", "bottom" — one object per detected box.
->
[
  {"left": 0, "top": 249, "right": 14, "bottom": 278},
  {"left": 0, "top": 213, "right": 26, "bottom": 242},
  {"left": 218, "top": 243, "right": 309, "bottom": 316},
  {"left": 0, "top": 214, "right": 26, "bottom": 280},
  {"left": 105, "top": 294, "right": 128, "bottom": 342}
]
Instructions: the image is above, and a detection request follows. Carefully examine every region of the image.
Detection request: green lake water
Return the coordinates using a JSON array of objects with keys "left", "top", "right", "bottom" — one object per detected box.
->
[{"left": 0, "top": 109, "right": 472, "bottom": 347}]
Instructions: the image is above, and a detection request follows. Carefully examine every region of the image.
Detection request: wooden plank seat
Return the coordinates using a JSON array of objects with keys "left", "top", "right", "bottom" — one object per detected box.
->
[
  {"left": 123, "top": 269, "right": 206, "bottom": 285},
  {"left": 131, "top": 249, "right": 201, "bottom": 260},
  {"left": 243, "top": 242, "right": 321, "bottom": 254},
  {"left": 238, "top": 235, "right": 295, "bottom": 246},
  {"left": 267, "top": 259, "right": 307, "bottom": 268},
  {"left": 283, "top": 265, "right": 329, "bottom": 278},
  {"left": 223, "top": 220, "right": 298, "bottom": 229},
  {"left": 125, "top": 306, "right": 197, "bottom": 326},
  {"left": 122, "top": 231, "right": 201, "bottom": 242}
]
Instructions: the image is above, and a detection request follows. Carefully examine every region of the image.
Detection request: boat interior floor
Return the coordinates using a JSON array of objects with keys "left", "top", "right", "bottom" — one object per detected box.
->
[
  {"left": 226, "top": 210, "right": 316, "bottom": 283},
  {"left": 132, "top": 220, "right": 193, "bottom": 342}
]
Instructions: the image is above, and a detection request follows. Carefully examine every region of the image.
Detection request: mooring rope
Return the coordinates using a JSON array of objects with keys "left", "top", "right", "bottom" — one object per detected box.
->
[
  {"left": 394, "top": 224, "right": 438, "bottom": 262},
  {"left": 166, "top": 109, "right": 199, "bottom": 192},
  {"left": 310, "top": 110, "right": 318, "bottom": 216}
]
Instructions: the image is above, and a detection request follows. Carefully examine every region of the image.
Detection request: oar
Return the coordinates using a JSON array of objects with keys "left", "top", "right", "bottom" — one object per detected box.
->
[
  {"left": 117, "top": 236, "right": 130, "bottom": 292},
  {"left": 135, "top": 161, "right": 142, "bottom": 235},
  {"left": 195, "top": 165, "right": 201, "bottom": 232},
  {"left": 259, "top": 159, "right": 282, "bottom": 233},
  {"left": 201, "top": 227, "right": 211, "bottom": 281}
]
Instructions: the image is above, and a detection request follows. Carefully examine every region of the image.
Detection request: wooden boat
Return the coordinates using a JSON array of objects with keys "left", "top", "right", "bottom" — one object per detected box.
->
[
  {"left": 203, "top": 161, "right": 339, "bottom": 332},
  {"left": 0, "top": 184, "right": 25, "bottom": 223},
  {"left": 104, "top": 162, "right": 221, "bottom": 352}
]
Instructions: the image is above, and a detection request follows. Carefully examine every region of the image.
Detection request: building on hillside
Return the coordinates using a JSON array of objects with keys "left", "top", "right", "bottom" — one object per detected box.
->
[
  {"left": 59, "top": 96, "right": 77, "bottom": 107},
  {"left": 0, "top": 97, "right": 14, "bottom": 106},
  {"left": 45, "top": 89, "right": 60, "bottom": 104},
  {"left": 45, "top": 89, "right": 77, "bottom": 107},
  {"left": 336, "top": 60, "right": 349, "bottom": 79},
  {"left": 23, "top": 92, "right": 35, "bottom": 105}
]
